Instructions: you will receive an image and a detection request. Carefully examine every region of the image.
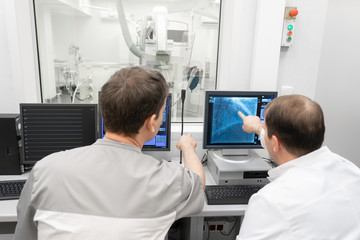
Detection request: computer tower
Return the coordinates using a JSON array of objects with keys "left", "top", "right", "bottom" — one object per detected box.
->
[{"left": 0, "top": 114, "right": 22, "bottom": 175}]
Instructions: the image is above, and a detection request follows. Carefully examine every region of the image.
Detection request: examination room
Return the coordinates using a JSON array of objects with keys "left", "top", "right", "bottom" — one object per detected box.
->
[{"left": 1, "top": 0, "right": 360, "bottom": 239}]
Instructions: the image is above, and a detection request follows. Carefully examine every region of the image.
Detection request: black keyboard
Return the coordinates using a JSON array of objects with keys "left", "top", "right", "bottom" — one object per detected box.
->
[
  {"left": 205, "top": 185, "right": 264, "bottom": 205},
  {"left": 0, "top": 179, "right": 26, "bottom": 200}
]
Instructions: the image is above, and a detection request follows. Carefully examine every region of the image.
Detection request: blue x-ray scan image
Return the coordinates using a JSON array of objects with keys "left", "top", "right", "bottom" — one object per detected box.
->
[{"left": 210, "top": 97, "right": 257, "bottom": 144}]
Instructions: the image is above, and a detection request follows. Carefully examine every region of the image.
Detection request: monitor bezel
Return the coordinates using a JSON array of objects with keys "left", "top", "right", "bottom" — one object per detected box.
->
[
  {"left": 20, "top": 103, "right": 98, "bottom": 165},
  {"left": 202, "top": 91, "right": 278, "bottom": 150},
  {"left": 142, "top": 94, "right": 172, "bottom": 152}
]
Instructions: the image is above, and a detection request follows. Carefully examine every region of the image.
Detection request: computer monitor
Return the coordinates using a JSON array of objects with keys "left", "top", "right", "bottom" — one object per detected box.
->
[
  {"left": 203, "top": 91, "right": 277, "bottom": 151},
  {"left": 20, "top": 104, "right": 97, "bottom": 165},
  {"left": 99, "top": 94, "right": 171, "bottom": 151}
]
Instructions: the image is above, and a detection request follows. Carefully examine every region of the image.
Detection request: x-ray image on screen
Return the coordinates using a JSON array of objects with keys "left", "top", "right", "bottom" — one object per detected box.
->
[
  {"left": 210, "top": 97, "right": 257, "bottom": 145},
  {"left": 203, "top": 91, "right": 277, "bottom": 149}
]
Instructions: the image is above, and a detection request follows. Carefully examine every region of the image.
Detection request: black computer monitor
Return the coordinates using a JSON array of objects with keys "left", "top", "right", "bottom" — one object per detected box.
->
[
  {"left": 20, "top": 104, "right": 97, "bottom": 165},
  {"left": 99, "top": 94, "right": 171, "bottom": 151},
  {"left": 203, "top": 91, "right": 277, "bottom": 150}
]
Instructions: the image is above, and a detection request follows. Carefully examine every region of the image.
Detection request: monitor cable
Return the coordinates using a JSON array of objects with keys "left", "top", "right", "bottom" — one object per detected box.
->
[
  {"left": 262, "top": 157, "right": 278, "bottom": 168},
  {"left": 201, "top": 150, "right": 208, "bottom": 165},
  {"left": 180, "top": 89, "right": 186, "bottom": 164}
]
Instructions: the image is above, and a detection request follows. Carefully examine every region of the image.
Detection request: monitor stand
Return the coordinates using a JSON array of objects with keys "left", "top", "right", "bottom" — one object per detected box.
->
[
  {"left": 207, "top": 149, "right": 271, "bottom": 185},
  {"left": 221, "top": 149, "right": 249, "bottom": 157}
]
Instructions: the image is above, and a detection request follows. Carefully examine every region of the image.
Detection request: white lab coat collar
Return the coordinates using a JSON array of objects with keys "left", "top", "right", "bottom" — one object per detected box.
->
[{"left": 267, "top": 146, "right": 330, "bottom": 182}]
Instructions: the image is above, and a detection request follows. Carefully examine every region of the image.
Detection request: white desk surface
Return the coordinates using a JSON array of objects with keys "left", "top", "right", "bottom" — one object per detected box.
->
[
  {"left": 0, "top": 200, "right": 18, "bottom": 222},
  {"left": 0, "top": 173, "right": 28, "bottom": 222},
  {"left": 0, "top": 166, "right": 247, "bottom": 223}
]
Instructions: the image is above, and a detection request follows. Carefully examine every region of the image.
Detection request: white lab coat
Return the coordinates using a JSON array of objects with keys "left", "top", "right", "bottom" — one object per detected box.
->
[{"left": 237, "top": 146, "right": 360, "bottom": 240}]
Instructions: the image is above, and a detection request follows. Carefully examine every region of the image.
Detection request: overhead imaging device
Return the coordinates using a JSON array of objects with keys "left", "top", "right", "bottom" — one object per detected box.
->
[{"left": 115, "top": 0, "right": 205, "bottom": 115}]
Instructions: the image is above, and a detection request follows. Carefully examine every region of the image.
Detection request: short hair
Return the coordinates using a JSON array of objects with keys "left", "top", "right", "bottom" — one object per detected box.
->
[
  {"left": 100, "top": 67, "right": 169, "bottom": 137},
  {"left": 264, "top": 94, "right": 325, "bottom": 156}
]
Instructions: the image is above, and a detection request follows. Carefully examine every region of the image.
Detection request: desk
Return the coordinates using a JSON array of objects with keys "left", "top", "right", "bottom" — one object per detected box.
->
[
  {"left": 0, "top": 174, "right": 28, "bottom": 239},
  {"left": 0, "top": 174, "right": 28, "bottom": 223},
  {"left": 0, "top": 167, "right": 247, "bottom": 240}
]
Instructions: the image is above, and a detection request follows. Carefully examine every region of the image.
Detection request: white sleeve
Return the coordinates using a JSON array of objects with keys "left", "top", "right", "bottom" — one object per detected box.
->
[{"left": 236, "top": 193, "right": 292, "bottom": 240}]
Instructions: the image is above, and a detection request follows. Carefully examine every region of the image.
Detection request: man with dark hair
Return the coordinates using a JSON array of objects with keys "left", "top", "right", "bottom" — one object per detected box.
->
[
  {"left": 236, "top": 94, "right": 360, "bottom": 239},
  {"left": 15, "top": 67, "right": 205, "bottom": 240}
]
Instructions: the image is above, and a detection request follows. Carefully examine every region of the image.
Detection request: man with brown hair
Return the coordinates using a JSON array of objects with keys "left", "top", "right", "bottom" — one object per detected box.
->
[
  {"left": 15, "top": 67, "right": 205, "bottom": 240},
  {"left": 236, "top": 94, "right": 360, "bottom": 239}
]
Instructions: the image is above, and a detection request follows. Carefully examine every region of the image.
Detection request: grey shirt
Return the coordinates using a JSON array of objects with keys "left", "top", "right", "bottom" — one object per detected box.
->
[{"left": 15, "top": 139, "right": 204, "bottom": 240}]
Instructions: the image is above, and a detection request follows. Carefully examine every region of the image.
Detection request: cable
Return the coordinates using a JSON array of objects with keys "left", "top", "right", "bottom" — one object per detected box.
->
[
  {"left": 179, "top": 89, "right": 186, "bottom": 164},
  {"left": 201, "top": 150, "right": 208, "bottom": 165},
  {"left": 204, "top": 217, "right": 215, "bottom": 240},
  {"left": 262, "top": 157, "right": 278, "bottom": 168},
  {"left": 75, "top": 94, "right": 93, "bottom": 102},
  {"left": 220, "top": 217, "right": 240, "bottom": 237},
  {"left": 204, "top": 216, "right": 239, "bottom": 239},
  {"left": 72, "top": 77, "right": 92, "bottom": 103}
]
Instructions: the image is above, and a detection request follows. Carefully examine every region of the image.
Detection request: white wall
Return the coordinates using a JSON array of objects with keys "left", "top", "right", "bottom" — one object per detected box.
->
[
  {"left": 315, "top": 0, "right": 360, "bottom": 166},
  {"left": 217, "top": 0, "right": 285, "bottom": 92},
  {"left": 217, "top": 0, "right": 256, "bottom": 91},
  {"left": 277, "top": 0, "right": 328, "bottom": 99},
  {"left": 0, "top": 1, "right": 16, "bottom": 112},
  {"left": 250, "top": 0, "right": 285, "bottom": 91},
  {"left": 218, "top": 0, "right": 330, "bottom": 97},
  {"left": 0, "top": 0, "right": 40, "bottom": 114}
]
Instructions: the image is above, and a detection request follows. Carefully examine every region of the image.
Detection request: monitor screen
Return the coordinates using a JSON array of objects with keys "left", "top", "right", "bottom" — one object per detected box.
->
[
  {"left": 99, "top": 94, "right": 171, "bottom": 151},
  {"left": 20, "top": 104, "right": 97, "bottom": 165},
  {"left": 203, "top": 91, "right": 277, "bottom": 149}
]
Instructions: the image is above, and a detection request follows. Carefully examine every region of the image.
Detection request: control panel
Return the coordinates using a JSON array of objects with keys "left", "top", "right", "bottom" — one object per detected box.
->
[{"left": 281, "top": 7, "right": 299, "bottom": 47}]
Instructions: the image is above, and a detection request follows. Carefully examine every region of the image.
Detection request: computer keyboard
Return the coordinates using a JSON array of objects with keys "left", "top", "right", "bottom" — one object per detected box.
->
[
  {"left": 205, "top": 184, "right": 264, "bottom": 205},
  {"left": 0, "top": 179, "right": 26, "bottom": 200}
]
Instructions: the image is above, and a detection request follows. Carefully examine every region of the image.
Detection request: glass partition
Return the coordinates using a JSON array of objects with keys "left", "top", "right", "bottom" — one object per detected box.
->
[{"left": 33, "top": 0, "right": 221, "bottom": 122}]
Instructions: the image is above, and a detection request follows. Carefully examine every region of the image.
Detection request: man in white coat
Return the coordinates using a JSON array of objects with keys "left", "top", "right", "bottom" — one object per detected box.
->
[{"left": 236, "top": 94, "right": 360, "bottom": 240}]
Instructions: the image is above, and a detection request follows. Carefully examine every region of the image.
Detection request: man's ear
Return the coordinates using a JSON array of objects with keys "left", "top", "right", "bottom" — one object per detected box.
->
[
  {"left": 271, "top": 135, "right": 281, "bottom": 153},
  {"left": 145, "top": 114, "right": 157, "bottom": 133}
]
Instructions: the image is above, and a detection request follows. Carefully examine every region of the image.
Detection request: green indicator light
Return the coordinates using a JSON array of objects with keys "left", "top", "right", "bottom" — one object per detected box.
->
[
  {"left": 287, "top": 37, "right": 292, "bottom": 42},
  {"left": 288, "top": 25, "right": 293, "bottom": 30}
]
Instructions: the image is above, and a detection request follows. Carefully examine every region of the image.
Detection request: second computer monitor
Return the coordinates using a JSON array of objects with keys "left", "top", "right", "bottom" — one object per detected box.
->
[
  {"left": 143, "top": 94, "right": 171, "bottom": 151},
  {"left": 203, "top": 91, "right": 277, "bottom": 150},
  {"left": 20, "top": 104, "right": 98, "bottom": 165}
]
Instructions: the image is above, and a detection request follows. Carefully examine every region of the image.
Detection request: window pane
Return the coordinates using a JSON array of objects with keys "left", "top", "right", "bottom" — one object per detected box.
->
[{"left": 34, "top": 0, "right": 220, "bottom": 122}]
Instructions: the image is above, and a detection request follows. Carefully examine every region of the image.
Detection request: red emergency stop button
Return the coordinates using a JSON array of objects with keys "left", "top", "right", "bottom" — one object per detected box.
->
[{"left": 289, "top": 9, "right": 298, "bottom": 17}]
